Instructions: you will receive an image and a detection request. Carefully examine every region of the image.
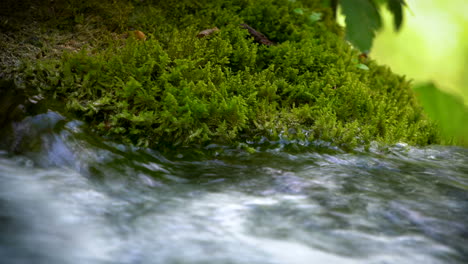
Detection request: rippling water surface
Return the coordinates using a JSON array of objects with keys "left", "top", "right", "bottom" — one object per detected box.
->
[{"left": 1, "top": 112, "right": 467, "bottom": 264}]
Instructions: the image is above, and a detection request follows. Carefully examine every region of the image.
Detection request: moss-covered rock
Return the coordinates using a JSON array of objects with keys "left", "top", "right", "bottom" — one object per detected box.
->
[{"left": 10, "top": 0, "right": 439, "bottom": 149}]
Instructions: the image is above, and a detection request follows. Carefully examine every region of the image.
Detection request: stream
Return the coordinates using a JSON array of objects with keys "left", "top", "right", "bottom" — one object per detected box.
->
[{"left": 1, "top": 110, "right": 467, "bottom": 264}]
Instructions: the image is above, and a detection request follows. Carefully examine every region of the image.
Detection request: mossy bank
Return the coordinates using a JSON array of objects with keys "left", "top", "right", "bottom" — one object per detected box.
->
[{"left": 2, "top": 0, "right": 439, "bottom": 149}]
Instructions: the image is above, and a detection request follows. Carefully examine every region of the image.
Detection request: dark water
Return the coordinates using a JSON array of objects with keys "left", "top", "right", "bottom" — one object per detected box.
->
[{"left": 1, "top": 111, "right": 467, "bottom": 264}]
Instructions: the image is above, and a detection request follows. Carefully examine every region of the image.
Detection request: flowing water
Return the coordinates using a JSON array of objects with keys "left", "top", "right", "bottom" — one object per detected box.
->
[{"left": 1, "top": 111, "right": 467, "bottom": 264}]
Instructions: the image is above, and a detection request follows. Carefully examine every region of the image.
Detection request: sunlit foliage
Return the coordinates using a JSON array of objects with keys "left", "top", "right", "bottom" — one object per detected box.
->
[{"left": 16, "top": 0, "right": 438, "bottom": 149}]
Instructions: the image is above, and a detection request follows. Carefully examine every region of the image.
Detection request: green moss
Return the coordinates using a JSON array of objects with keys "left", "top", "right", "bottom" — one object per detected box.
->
[{"left": 13, "top": 0, "right": 439, "bottom": 149}]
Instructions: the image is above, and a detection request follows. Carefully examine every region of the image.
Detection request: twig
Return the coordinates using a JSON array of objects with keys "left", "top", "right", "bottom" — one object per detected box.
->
[{"left": 239, "top": 23, "right": 275, "bottom": 46}]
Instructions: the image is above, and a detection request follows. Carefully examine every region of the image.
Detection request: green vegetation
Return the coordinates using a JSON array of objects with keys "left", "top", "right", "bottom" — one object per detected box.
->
[
  {"left": 334, "top": 0, "right": 407, "bottom": 52},
  {"left": 3, "top": 0, "right": 439, "bottom": 149},
  {"left": 414, "top": 83, "right": 468, "bottom": 146},
  {"left": 370, "top": 0, "right": 468, "bottom": 147}
]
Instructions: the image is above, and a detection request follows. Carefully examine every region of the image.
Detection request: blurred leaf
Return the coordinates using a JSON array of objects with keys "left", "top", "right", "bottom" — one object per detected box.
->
[
  {"left": 293, "top": 8, "right": 304, "bottom": 15},
  {"left": 356, "top": 63, "right": 369, "bottom": 70},
  {"left": 386, "top": 0, "right": 405, "bottom": 31},
  {"left": 309, "top": 12, "right": 322, "bottom": 23},
  {"left": 413, "top": 82, "right": 468, "bottom": 146},
  {"left": 293, "top": 7, "right": 321, "bottom": 24},
  {"left": 341, "top": 0, "right": 382, "bottom": 52}
]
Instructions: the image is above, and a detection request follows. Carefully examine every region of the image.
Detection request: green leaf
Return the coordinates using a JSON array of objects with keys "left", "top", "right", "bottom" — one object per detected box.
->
[
  {"left": 356, "top": 63, "right": 369, "bottom": 70},
  {"left": 293, "top": 8, "right": 304, "bottom": 15},
  {"left": 387, "top": 0, "right": 405, "bottom": 31},
  {"left": 341, "top": 0, "right": 382, "bottom": 52},
  {"left": 413, "top": 82, "right": 468, "bottom": 146},
  {"left": 309, "top": 12, "right": 322, "bottom": 23}
]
